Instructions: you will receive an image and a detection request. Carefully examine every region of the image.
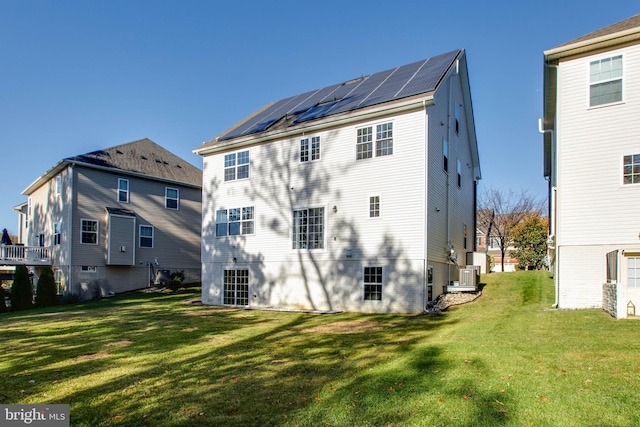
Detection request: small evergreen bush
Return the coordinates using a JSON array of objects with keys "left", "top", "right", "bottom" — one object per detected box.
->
[
  {"left": 167, "top": 270, "right": 185, "bottom": 291},
  {"left": 35, "top": 267, "right": 58, "bottom": 308},
  {"left": 10, "top": 265, "right": 33, "bottom": 311}
]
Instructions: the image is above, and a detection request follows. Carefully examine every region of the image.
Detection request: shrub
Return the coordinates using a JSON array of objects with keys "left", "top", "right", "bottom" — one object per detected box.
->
[
  {"left": 167, "top": 270, "right": 185, "bottom": 292},
  {"left": 10, "top": 265, "right": 33, "bottom": 311},
  {"left": 35, "top": 267, "right": 58, "bottom": 308},
  {"left": 0, "top": 286, "right": 7, "bottom": 313}
]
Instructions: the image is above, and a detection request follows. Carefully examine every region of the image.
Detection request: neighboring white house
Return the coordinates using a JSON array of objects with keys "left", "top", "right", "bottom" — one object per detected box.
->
[
  {"left": 195, "top": 49, "right": 481, "bottom": 313},
  {"left": 543, "top": 14, "right": 640, "bottom": 318},
  {"left": 11, "top": 138, "right": 202, "bottom": 299}
]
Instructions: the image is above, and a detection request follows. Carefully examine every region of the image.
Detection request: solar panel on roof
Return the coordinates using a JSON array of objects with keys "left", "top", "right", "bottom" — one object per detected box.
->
[{"left": 219, "top": 49, "right": 461, "bottom": 141}]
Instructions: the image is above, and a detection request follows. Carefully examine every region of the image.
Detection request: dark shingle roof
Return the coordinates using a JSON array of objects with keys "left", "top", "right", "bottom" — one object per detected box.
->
[
  {"left": 556, "top": 13, "right": 640, "bottom": 48},
  {"left": 202, "top": 49, "right": 462, "bottom": 146},
  {"left": 66, "top": 138, "right": 201, "bottom": 187}
]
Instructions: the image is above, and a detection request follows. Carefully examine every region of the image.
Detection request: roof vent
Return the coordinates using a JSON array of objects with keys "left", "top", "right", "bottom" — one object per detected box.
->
[
  {"left": 141, "top": 155, "right": 147, "bottom": 160},
  {"left": 116, "top": 150, "right": 123, "bottom": 154}
]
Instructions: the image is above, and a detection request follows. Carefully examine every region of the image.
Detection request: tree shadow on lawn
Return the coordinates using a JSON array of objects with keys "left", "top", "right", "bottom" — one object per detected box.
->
[{"left": 0, "top": 295, "right": 478, "bottom": 426}]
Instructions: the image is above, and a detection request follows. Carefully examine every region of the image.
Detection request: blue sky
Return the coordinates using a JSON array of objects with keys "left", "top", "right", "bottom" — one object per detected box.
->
[{"left": 0, "top": 1, "right": 638, "bottom": 235}]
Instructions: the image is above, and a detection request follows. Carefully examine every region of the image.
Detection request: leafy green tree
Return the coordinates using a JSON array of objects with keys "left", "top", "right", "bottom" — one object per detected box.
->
[
  {"left": 510, "top": 214, "right": 549, "bottom": 270},
  {"left": 35, "top": 267, "right": 58, "bottom": 308},
  {"left": 10, "top": 265, "right": 33, "bottom": 311}
]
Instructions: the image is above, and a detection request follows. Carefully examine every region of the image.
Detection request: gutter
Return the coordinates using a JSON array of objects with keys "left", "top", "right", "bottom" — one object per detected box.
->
[{"left": 544, "top": 27, "right": 640, "bottom": 61}]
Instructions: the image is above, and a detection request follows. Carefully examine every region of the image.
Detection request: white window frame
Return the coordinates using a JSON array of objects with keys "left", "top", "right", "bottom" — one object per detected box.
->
[
  {"left": 55, "top": 175, "right": 61, "bottom": 197},
  {"left": 223, "top": 268, "right": 249, "bottom": 306},
  {"left": 363, "top": 265, "right": 383, "bottom": 301},
  {"left": 53, "top": 221, "right": 62, "bottom": 245},
  {"left": 139, "top": 225, "right": 154, "bottom": 248},
  {"left": 300, "top": 136, "right": 321, "bottom": 163},
  {"left": 369, "top": 195, "right": 381, "bottom": 218},
  {"left": 80, "top": 218, "right": 98, "bottom": 245},
  {"left": 623, "top": 154, "right": 640, "bottom": 185},
  {"left": 81, "top": 266, "right": 97, "bottom": 273},
  {"left": 292, "top": 206, "right": 325, "bottom": 250},
  {"left": 589, "top": 54, "right": 623, "bottom": 107},
  {"left": 627, "top": 257, "right": 640, "bottom": 288},
  {"left": 224, "top": 150, "right": 250, "bottom": 181},
  {"left": 356, "top": 121, "right": 393, "bottom": 160},
  {"left": 216, "top": 207, "right": 255, "bottom": 237},
  {"left": 457, "top": 159, "right": 462, "bottom": 187},
  {"left": 165, "top": 187, "right": 179, "bottom": 210},
  {"left": 455, "top": 105, "right": 460, "bottom": 135},
  {"left": 118, "top": 178, "right": 129, "bottom": 203}
]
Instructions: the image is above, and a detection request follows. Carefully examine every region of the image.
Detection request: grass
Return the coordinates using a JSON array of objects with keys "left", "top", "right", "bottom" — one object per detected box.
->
[{"left": 1, "top": 271, "right": 639, "bottom": 426}]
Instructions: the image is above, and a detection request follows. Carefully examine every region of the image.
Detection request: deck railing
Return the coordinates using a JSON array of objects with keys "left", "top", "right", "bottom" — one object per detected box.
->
[{"left": 0, "top": 245, "right": 51, "bottom": 265}]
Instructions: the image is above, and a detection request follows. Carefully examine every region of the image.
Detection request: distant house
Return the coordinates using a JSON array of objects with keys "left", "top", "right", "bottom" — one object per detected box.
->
[
  {"left": 195, "top": 49, "right": 481, "bottom": 313},
  {"left": 476, "top": 209, "right": 518, "bottom": 272},
  {"left": 11, "top": 138, "right": 202, "bottom": 298},
  {"left": 543, "top": 14, "right": 640, "bottom": 317}
]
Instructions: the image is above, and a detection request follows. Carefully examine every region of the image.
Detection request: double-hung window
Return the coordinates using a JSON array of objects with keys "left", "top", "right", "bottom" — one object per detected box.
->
[
  {"left": 55, "top": 176, "right": 61, "bottom": 197},
  {"left": 81, "top": 219, "right": 98, "bottom": 245},
  {"left": 300, "top": 136, "right": 321, "bottom": 162},
  {"left": 216, "top": 207, "right": 254, "bottom": 236},
  {"left": 363, "top": 266, "right": 383, "bottom": 301},
  {"left": 623, "top": 154, "right": 640, "bottom": 184},
  {"left": 590, "top": 55, "right": 622, "bottom": 107},
  {"left": 118, "top": 178, "right": 129, "bottom": 203},
  {"left": 357, "top": 122, "right": 393, "bottom": 160},
  {"left": 53, "top": 221, "right": 62, "bottom": 245},
  {"left": 165, "top": 187, "right": 179, "bottom": 209},
  {"left": 224, "top": 150, "right": 250, "bottom": 181},
  {"left": 139, "top": 225, "right": 154, "bottom": 248},
  {"left": 292, "top": 207, "right": 324, "bottom": 249},
  {"left": 369, "top": 196, "right": 380, "bottom": 218}
]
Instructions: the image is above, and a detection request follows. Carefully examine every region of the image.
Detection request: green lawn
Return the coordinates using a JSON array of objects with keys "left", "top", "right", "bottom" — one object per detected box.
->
[{"left": 1, "top": 271, "right": 639, "bottom": 426}]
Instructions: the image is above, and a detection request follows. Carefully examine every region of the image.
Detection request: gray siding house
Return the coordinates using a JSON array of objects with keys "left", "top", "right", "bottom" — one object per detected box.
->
[
  {"left": 17, "top": 138, "right": 202, "bottom": 298},
  {"left": 195, "top": 49, "right": 481, "bottom": 313}
]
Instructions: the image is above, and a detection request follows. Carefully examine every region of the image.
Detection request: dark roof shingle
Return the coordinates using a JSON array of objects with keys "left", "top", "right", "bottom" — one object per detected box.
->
[{"left": 66, "top": 138, "right": 201, "bottom": 187}]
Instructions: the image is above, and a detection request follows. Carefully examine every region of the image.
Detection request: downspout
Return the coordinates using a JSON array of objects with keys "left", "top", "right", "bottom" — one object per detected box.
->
[
  {"left": 446, "top": 73, "right": 452, "bottom": 290},
  {"left": 538, "top": 118, "right": 558, "bottom": 308},
  {"left": 423, "top": 99, "right": 429, "bottom": 310}
]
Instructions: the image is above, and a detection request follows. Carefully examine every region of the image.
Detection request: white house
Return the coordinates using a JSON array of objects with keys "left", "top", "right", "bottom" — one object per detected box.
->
[
  {"left": 543, "top": 14, "right": 640, "bottom": 317},
  {"left": 195, "top": 49, "right": 481, "bottom": 313}
]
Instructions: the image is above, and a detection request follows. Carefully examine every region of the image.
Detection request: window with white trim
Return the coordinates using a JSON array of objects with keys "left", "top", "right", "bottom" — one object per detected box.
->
[
  {"left": 363, "top": 266, "right": 383, "bottom": 301},
  {"left": 628, "top": 257, "right": 640, "bottom": 287},
  {"left": 223, "top": 268, "right": 249, "bottom": 306},
  {"left": 300, "top": 136, "right": 321, "bottom": 162},
  {"left": 165, "top": 187, "right": 179, "bottom": 209},
  {"left": 455, "top": 105, "right": 460, "bottom": 135},
  {"left": 54, "top": 269, "right": 63, "bottom": 295},
  {"left": 53, "top": 221, "right": 61, "bottom": 245},
  {"left": 443, "top": 139, "right": 449, "bottom": 172},
  {"left": 292, "top": 207, "right": 324, "bottom": 249},
  {"left": 356, "top": 122, "right": 393, "bottom": 160},
  {"left": 590, "top": 55, "right": 622, "bottom": 107},
  {"left": 118, "top": 178, "right": 129, "bottom": 203},
  {"left": 80, "top": 219, "right": 98, "bottom": 244},
  {"left": 369, "top": 196, "right": 380, "bottom": 218},
  {"left": 38, "top": 232, "right": 45, "bottom": 247},
  {"left": 224, "top": 150, "right": 250, "bottom": 181},
  {"left": 457, "top": 159, "right": 462, "bottom": 187},
  {"left": 623, "top": 154, "right": 640, "bottom": 185},
  {"left": 216, "top": 207, "right": 254, "bottom": 237},
  {"left": 139, "top": 225, "right": 154, "bottom": 248},
  {"left": 55, "top": 175, "right": 61, "bottom": 197}
]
